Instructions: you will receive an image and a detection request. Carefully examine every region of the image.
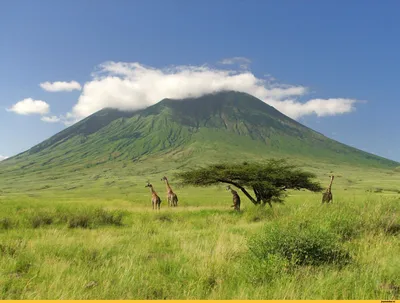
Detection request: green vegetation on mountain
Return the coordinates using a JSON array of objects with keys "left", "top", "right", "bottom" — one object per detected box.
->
[{"left": 1, "top": 91, "right": 397, "bottom": 179}]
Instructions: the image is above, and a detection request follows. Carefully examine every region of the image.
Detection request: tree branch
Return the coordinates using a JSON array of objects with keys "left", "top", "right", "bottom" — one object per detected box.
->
[{"left": 217, "top": 179, "right": 259, "bottom": 205}]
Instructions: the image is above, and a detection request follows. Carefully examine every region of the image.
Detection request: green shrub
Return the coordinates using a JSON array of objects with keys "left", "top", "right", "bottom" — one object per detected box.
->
[
  {"left": 0, "top": 217, "right": 14, "bottom": 230},
  {"left": 248, "top": 222, "right": 351, "bottom": 266},
  {"left": 68, "top": 214, "right": 90, "bottom": 229},
  {"left": 324, "top": 211, "right": 362, "bottom": 241},
  {"left": 385, "top": 223, "right": 400, "bottom": 235},
  {"left": 30, "top": 212, "right": 54, "bottom": 228},
  {"left": 67, "top": 208, "right": 125, "bottom": 229},
  {"left": 14, "top": 257, "right": 32, "bottom": 274},
  {"left": 380, "top": 218, "right": 400, "bottom": 236},
  {"left": 94, "top": 208, "right": 124, "bottom": 226}
]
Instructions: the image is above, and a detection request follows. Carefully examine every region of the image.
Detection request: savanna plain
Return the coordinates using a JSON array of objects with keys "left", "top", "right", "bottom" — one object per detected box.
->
[{"left": 0, "top": 160, "right": 399, "bottom": 300}]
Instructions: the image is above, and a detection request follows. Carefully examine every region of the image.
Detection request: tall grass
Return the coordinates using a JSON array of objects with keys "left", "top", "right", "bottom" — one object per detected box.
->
[{"left": 0, "top": 190, "right": 399, "bottom": 299}]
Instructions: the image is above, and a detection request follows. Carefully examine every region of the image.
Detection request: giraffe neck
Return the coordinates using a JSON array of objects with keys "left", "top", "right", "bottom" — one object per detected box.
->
[
  {"left": 164, "top": 179, "right": 172, "bottom": 192},
  {"left": 327, "top": 178, "right": 334, "bottom": 191},
  {"left": 149, "top": 186, "right": 157, "bottom": 195}
]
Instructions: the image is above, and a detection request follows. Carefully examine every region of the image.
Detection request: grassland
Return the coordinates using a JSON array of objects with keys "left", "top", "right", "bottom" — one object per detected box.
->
[{"left": 0, "top": 158, "right": 399, "bottom": 300}]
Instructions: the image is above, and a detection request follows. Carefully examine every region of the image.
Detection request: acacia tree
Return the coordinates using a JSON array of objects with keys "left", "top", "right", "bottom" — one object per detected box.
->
[{"left": 175, "top": 159, "right": 322, "bottom": 207}]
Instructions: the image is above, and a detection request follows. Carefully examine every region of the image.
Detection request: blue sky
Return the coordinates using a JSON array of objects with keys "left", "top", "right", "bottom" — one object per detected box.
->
[{"left": 1, "top": 0, "right": 399, "bottom": 161}]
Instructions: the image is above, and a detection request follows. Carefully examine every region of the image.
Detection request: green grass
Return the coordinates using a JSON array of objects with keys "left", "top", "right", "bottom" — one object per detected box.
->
[{"left": 0, "top": 161, "right": 399, "bottom": 299}]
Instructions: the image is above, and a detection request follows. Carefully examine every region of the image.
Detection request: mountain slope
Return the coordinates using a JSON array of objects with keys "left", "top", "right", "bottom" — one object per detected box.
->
[{"left": 1, "top": 91, "right": 398, "bottom": 176}]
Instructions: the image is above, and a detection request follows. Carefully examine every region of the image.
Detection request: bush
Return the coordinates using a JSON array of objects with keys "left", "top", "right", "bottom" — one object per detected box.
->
[
  {"left": 8, "top": 207, "right": 126, "bottom": 229},
  {"left": 30, "top": 212, "right": 54, "bottom": 228},
  {"left": 248, "top": 222, "right": 351, "bottom": 267},
  {"left": 379, "top": 216, "right": 400, "bottom": 235},
  {"left": 324, "top": 211, "right": 362, "bottom": 241},
  {"left": 94, "top": 208, "right": 124, "bottom": 226},
  {"left": 68, "top": 215, "right": 90, "bottom": 229},
  {"left": 0, "top": 217, "right": 14, "bottom": 230},
  {"left": 385, "top": 223, "right": 400, "bottom": 235},
  {"left": 68, "top": 208, "right": 125, "bottom": 229}
]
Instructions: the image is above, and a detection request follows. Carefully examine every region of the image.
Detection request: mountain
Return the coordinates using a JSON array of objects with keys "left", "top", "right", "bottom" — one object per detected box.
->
[{"left": 1, "top": 91, "right": 398, "bottom": 177}]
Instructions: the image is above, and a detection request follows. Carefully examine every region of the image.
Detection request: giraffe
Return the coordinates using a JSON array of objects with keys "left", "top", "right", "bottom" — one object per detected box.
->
[
  {"left": 227, "top": 185, "right": 241, "bottom": 211},
  {"left": 322, "top": 175, "right": 334, "bottom": 203},
  {"left": 161, "top": 176, "right": 178, "bottom": 207},
  {"left": 145, "top": 182, "right": 162, "bottom": 210}
]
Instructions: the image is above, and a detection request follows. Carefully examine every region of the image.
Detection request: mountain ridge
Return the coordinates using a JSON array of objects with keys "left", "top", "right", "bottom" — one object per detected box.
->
[{"left": 2, "top": 91, "right": 398, "bottom": 175}]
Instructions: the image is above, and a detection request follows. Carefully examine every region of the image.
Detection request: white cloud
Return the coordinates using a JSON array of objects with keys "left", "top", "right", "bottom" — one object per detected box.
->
[
  {"left": 219, "top": 57, "right": 252, "bottom": 69},
  {"left": 65, "top": 61, "right": 359, "bottom": 123},
  {"left": 268, "top": 98, "right": 358, "bottom": 120},
  {"left": 40, "top": 81, "right": 82, "bottom": 92},
  {"left": 41, "top": 115, "right": 61, "bottom": 123},
  {"left": 7, "top": 98, "right": 50, "bottom": 115},
  {"left": 0, "top": 155, "right": 8, "bottom": 161}
]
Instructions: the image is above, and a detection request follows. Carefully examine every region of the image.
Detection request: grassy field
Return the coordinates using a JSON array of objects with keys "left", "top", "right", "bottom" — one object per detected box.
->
[{"left": 0, "top": 161, "right": 399, "bottom": 299}]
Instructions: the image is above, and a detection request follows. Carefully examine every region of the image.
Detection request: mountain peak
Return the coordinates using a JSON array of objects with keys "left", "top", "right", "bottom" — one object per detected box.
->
[{"left": 3, "top": 91, "right": 398, "bottom": 172}]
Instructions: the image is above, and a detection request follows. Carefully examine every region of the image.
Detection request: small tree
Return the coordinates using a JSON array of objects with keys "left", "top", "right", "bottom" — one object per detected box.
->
[{"left": 175, "top": 159, "right": 322, "bottom": 207}]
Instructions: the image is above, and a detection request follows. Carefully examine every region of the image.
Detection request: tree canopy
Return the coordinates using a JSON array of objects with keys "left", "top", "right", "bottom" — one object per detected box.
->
[{"left": 175, "top": 159, "right": 322, "bottom": 207}]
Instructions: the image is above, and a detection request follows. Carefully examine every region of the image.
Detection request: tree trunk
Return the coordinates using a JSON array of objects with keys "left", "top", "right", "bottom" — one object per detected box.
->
[
  {"left": 217, "top": 179, "right": 259, "bottom": 205},
  {"left": 254, "top": 186, "right": 273, "bottom": 208}
]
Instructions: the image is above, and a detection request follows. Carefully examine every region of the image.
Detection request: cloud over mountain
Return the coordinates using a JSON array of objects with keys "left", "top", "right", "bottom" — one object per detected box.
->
[
  {"left": 66, "top": 61, "right": 359, "bottom": 123},
  {"left": 0, "top": 155, "right": 8, "bottom": 161},
  {"left": 9, "top": 60, "right": 360, "bottom": 125}
]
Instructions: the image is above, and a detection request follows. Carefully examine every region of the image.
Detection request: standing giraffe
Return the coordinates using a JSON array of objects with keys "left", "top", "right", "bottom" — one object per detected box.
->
[
  {"left": 145, "top": 182, "right": 162, "bottom": 210},
  {"left": 322, "top": 175, "right": 334, "bottom": 203},
  {"left": 161, "top": 176, "right": 178, "bottom": 207},
  {"left": 227, "top": 185, "right": 241, "bottom": 211}
]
